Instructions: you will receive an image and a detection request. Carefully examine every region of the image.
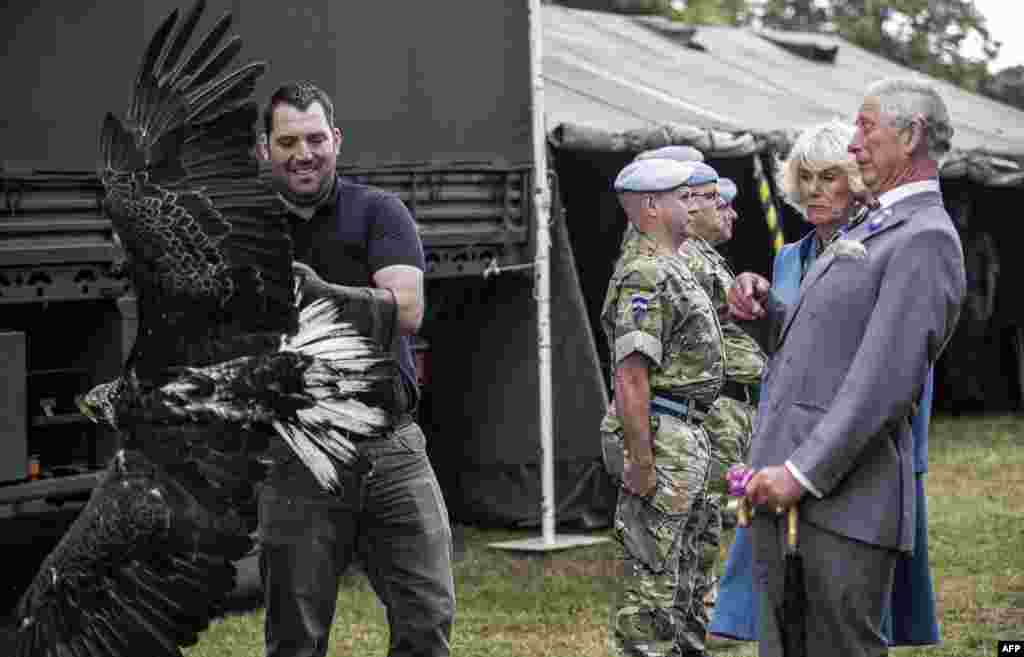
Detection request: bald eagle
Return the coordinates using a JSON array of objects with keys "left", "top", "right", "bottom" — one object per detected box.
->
[{"left": 13, "top": 3, "right": 396, "bottom": 655}]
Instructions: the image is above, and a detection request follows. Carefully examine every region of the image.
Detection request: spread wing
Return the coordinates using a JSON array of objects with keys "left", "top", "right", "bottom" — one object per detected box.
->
[
  {"left": 100, "top": 0, "right": 293, "bottom": 348},
  {"left": 13, "top": 450, "right": 255, "bottom": 657}
]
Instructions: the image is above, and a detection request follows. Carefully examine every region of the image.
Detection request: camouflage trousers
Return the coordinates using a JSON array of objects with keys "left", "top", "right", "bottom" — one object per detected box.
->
[
  {"left": 694, "top": 396, "right": 755, "bottom": 613},
  {"left": 604, "top": 414, "right": 714, "bottom": 656},
  {"left": 702, "top": 395, "right": 756, "bottom": 498}
]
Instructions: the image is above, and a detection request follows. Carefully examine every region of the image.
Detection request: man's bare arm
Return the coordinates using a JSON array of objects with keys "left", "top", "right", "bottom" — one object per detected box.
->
[
  {"left": 615, "top": 353, "right": 656, "bottom": 496},
  {"left": 373, "top": 264, "right": 424, "bottom": 335}
]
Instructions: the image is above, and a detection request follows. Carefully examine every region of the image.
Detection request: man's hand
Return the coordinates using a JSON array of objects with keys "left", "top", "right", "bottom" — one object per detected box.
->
[
  {"left": 624, "top": 459, "right": 658, "bottom": 498},
  {"left": 745, "top": 465, "right": 804, "bottom": 510},
  {"left": 727, "top": 272, "right": 771, "bottom": 321}
]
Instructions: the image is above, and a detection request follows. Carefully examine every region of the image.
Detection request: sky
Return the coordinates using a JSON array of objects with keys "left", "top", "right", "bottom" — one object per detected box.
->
[{"left": 969, "top": 0, "right": 1024, "bottom": 71}]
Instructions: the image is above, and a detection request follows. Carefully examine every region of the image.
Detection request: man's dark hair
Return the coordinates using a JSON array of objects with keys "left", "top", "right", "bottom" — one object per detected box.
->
[{"left": 262, "top": 81, "right": 336, "bottom": 137}]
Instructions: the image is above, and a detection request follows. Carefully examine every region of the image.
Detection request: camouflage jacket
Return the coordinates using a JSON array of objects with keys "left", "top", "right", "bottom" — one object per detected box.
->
[
  {"left": 601, "top": 231, "right": 726, "bottom": 413},
  {"left": 678, "top": 237, "right": 766, "bottom": 386}
]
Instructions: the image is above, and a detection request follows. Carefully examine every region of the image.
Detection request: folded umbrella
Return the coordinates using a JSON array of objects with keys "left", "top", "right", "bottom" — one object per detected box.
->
[{"left": 776, "top": 506, "right": 808, "bottom": 657}]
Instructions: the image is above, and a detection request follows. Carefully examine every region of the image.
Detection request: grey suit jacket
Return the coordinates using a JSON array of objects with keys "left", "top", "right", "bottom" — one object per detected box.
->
[{"left": 751, "top": 189, "right": 965, "bottom": 551}]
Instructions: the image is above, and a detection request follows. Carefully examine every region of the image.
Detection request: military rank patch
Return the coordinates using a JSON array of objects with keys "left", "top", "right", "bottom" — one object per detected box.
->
[{"left": 630, "top": 295, "right": 650, "bottom": 324}]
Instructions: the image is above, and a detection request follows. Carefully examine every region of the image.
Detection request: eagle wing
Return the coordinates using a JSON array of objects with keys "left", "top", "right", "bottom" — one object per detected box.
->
[
  {"left": 100, "top": 0, "right": 293, "bottom": 355},
  {"left": 13, "top": 5, "right": 405, "bottom": 655},
  {"left": 14, "top": 450, "right": 255, "bottom": 657},
  {"left": 11, "top": 5, "right": 302, "bottom": 656}
]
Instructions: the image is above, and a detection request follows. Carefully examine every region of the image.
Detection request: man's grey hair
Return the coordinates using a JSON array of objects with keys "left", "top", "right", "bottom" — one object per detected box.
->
[
  {"left": 778, "top": 119, "right": 864, "bottom": 209},
  {"left": 866, "top": 77, "right": 954, "bottom": 160}
]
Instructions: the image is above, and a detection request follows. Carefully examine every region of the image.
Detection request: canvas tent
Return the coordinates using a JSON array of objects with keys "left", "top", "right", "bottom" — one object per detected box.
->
[
  {"left": 540, "top": 3, "right": 1024, "bottom": 421},
  {"left": 437, "top": 3, "right": 1024, "bottom": 528}
]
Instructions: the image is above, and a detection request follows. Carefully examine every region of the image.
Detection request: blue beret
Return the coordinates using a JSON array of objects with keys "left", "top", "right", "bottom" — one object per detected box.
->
[
  {"left": 635, "top": 145, "right": 705, "bottom": 163},
  {"left": 613, "top": 158, "right": 698, "bottom": 193},
  {"left": 718, "top": 177, "right": 738, "bottom": 203},
  {"left": 685, "top": 162, "right": 719, "bottom": 187}
]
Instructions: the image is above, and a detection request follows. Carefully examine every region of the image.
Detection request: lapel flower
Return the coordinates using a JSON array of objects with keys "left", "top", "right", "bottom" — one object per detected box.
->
[
  {"left": 828, "top": 237, "right": 868, "bottom": 262},
  {"left": 727, "top": 464, "right": 755, "bottom": 497}
]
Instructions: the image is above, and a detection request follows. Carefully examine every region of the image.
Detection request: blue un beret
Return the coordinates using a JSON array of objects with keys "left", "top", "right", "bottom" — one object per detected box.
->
[
  {"left": 613, "top": 158, "right": 698, "bottom": 193},
  {"left": 684, "top": 162, "right": 719, "bottom": 187},
  {"left": 718, "top": 177, "right": 738, "bottom": 203},
  {"left": 635, "top": 145, "right": 705, "bottom": 163}
]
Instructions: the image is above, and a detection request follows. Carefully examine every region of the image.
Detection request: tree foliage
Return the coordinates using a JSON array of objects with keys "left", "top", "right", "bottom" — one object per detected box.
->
[
  {"left": 668, "top": 0, "right": 754, "bottom": 26},
  {"left": 756, "top": 0, "right": 1001, "bottom": 92},
  {"left": 836, "top": 1, "right": 998, "bottom": 91},
  {"left": 619, "top": 0, "right": 1020, "bottom": 107}
]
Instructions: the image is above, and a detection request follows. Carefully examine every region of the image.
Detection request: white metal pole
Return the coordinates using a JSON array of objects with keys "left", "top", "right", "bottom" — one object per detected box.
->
[
  {"left": 488, "top": 0, "right": 607, "bottom": 553},
  {"left": 528, "top": 0, "right": 556, "bottom": 547}
]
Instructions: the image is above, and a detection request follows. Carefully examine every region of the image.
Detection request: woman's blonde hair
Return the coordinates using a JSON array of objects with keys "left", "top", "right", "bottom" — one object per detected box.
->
[{"left": 777, "top": 119, "right": 865, "bottom": 212}]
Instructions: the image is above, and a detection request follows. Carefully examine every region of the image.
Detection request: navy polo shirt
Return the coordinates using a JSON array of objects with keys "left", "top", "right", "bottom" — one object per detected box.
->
[{"left": 289, "top": 176, "right": 424, "bottom": 412}]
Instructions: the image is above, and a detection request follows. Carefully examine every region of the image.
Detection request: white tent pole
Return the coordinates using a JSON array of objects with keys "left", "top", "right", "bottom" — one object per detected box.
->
[
  {"left": 528, "top": 0, "right": 556, "bottom": 547},
  {"left": 488, "top": 0, "right": 608, "bottom": 553}
]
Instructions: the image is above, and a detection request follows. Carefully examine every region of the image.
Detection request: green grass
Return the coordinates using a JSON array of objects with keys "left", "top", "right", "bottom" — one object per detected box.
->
[
  {"left": 714, "top": 414, "right": 1024, "bottom": 657},
  {"left": 184, "top": 415, "right": 1023, "bottom": 657}
]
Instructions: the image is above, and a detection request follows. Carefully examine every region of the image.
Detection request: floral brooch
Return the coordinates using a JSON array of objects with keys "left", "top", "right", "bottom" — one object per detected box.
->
[{"left": 828, "top": 237, "right": 868, "bottom": 262}]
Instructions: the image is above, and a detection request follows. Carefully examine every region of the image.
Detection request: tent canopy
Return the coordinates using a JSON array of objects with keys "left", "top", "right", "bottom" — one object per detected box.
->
[{"left": 541, "top": 4, "right": 1024, "bottom": 162}]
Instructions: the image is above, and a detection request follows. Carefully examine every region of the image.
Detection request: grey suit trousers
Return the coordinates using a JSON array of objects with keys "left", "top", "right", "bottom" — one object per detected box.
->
[{"left": 752, "top": 513, "right": 898, "bottom": 657}]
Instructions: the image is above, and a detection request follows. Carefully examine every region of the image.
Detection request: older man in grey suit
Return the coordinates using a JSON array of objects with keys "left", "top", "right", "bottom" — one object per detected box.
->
[{"left": 727, "top": 77, "right": 966, "bottom": 656}]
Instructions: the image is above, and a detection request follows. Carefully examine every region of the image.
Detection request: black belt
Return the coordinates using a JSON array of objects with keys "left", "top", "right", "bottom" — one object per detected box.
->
[
  {"left": 649, "top": 394, "right": 711, "bottom": 425},
  {"left": 721, "top": 381, "right": 755, "bottom": 404}
]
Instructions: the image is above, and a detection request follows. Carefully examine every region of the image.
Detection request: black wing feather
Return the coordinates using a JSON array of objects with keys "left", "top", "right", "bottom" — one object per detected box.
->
[
  {"left": 128, "top": 8, "right": 180, "bottom": 126},
  {"left": 153, "top": 0, "right": 207, "bottom": 86},
  {"left": 168, "top": 11, "right": 234, "bottom": 92}
]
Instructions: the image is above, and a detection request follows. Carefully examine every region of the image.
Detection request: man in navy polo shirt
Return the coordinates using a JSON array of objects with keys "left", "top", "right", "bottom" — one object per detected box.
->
[{"left": 257, "top": 81, "right": 455, "bottom": 657}]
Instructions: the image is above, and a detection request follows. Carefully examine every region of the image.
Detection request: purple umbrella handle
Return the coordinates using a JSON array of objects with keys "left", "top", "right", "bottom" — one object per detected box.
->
[
  {"left": 727, "top": 464, "right": 754, "bottom": 497},
  {"left": 727, "top": 465, "right": 756, "bottom": 527}
]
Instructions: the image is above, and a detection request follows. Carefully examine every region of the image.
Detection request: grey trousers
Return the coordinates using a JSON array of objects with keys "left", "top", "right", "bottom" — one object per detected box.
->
[
  {"left": 259, "top": 422, "right": 455, "bottom": 657},
  {"left": 751, "top": 511, "right": 898, "bottom": 657}
]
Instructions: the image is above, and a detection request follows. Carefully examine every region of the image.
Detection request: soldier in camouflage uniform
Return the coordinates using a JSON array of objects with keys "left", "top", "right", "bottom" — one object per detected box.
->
[
  {"left": 600, "top": 158, "right": 726, "bottom": 657},
  {"left": 603, "top": 146, "right": 707, "bottom": 486},
  {"left": 675, "top": 171, "right": 766, "bottom": 619}
]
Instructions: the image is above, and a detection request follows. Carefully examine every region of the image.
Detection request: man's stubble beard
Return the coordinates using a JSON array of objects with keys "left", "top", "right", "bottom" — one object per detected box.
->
[{"left": 275, "top": 169, "right": 337, "bottom": 209}]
